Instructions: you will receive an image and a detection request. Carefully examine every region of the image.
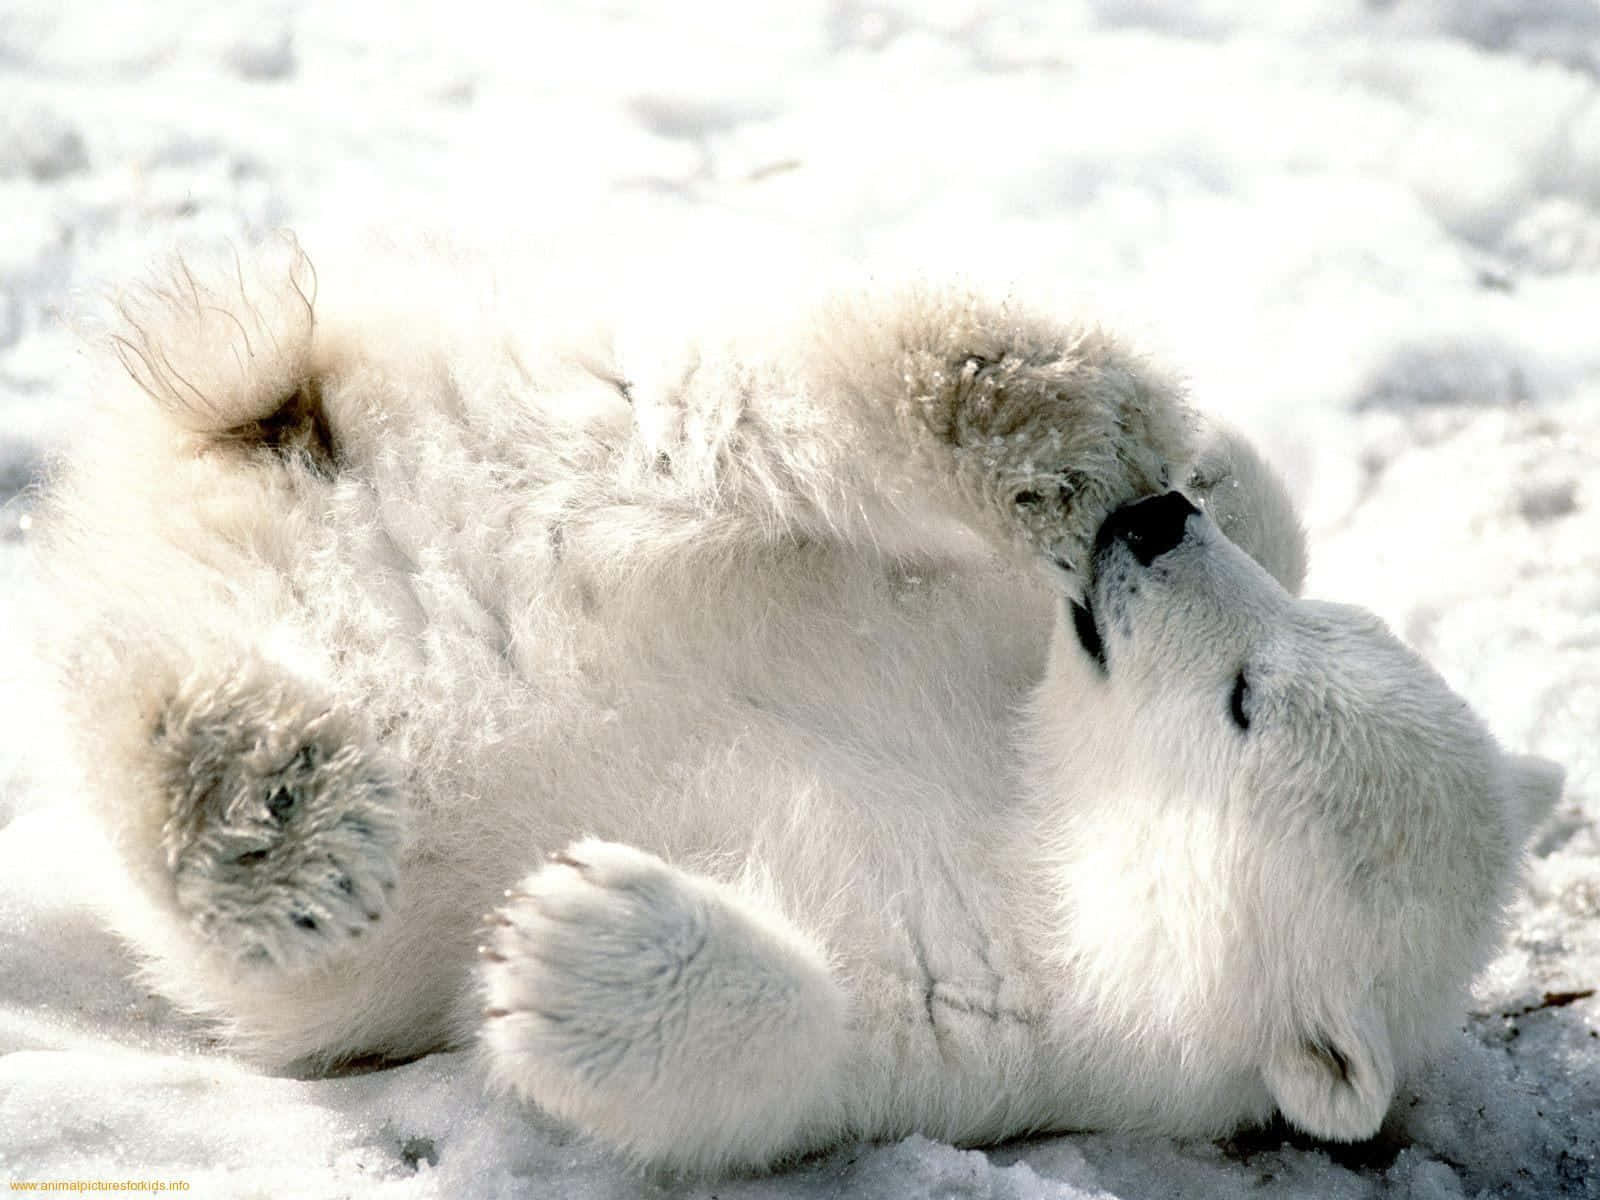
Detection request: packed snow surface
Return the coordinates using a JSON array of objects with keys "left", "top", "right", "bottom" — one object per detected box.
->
[{"left": 1, "top": 1, "right": 1597, "bottom": 1196}]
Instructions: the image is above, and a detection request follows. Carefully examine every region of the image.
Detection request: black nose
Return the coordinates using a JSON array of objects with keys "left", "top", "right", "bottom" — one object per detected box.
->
[{"left": 1096, "top": 490, "right": 1199, "bottom": 566}]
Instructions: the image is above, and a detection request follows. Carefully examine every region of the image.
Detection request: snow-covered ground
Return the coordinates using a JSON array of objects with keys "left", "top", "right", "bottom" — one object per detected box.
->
[{"left": 2, "top": 2, "right": 1597, "bottom": 1196}]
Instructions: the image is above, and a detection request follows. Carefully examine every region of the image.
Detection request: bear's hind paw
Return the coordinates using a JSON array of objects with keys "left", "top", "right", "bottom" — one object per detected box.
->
[
  {"left": 154, "top": 667, "right": 406, "bottom": 970},
  {"left": 480, "top": 839, "right": 848, "bottom": 1171}
]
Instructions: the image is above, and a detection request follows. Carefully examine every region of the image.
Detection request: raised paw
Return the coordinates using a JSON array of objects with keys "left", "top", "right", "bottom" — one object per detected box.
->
[
  {"left": 153, "top": 665, "right": 405, "bottom": 970},
  {"left": 831, "top": 295, "right": 1196, "bottom": 583},
  {"left": 940, "top": 337, "right": 1193, "bottom": 579},
  {"left": 480, "top": 839, "right": 847, "bottom": 1171}
]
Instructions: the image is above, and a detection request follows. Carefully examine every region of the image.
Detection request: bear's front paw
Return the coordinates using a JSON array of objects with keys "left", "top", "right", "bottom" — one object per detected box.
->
[
  {"left": 883, "top": 316, "right": 1193, "bottom": 583},
  {"left": 154, "top": 668, "right": 405, "bottom": 970},
  {"left": 480, "top": 839, "right": 848, "bottom": 1171}
]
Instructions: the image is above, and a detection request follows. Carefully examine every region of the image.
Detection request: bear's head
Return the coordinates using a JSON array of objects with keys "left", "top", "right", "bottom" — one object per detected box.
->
[{"left": 1034, "top": 489, "right": 1562, "bottom": 1143}]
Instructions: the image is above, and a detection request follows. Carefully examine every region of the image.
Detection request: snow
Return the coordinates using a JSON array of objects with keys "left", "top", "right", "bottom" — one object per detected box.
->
[{"left": 1, "top": 0, "right": 1597, "bottom": 1195}]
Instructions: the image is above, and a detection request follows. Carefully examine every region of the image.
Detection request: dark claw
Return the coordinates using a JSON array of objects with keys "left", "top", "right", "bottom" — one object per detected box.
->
[
  {"left": 266, "top": 786, "right": 296, "bottom": 823},
  {"left": 548, "top": 850, "right": 585, "bottom": 870},
  {"left": 483, "top": 1007, "right": 510, "bottom": 1019}
]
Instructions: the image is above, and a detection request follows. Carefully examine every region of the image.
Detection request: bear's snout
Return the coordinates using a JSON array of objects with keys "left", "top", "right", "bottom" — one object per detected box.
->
[{"left": 1095, "top": 490, "right": 1199, "bottom": 567}]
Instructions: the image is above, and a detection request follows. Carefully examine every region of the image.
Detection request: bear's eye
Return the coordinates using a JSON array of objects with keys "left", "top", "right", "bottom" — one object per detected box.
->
[{"left": 1229, "top": 670, "right": 1251, "bottom": 732}]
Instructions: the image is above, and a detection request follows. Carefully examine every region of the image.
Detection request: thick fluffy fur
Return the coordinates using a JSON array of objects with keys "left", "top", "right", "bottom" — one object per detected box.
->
[{"left": 30, "top": 241, "right": 1560, "bottom": 1174}]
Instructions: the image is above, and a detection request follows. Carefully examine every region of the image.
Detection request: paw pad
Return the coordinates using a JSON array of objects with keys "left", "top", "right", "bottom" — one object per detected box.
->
[{"left": 154, "top": 668, "right": 405, "bottom": 969}]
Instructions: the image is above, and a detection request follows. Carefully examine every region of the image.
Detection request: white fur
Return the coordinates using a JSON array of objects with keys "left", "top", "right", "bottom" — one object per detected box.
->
[{"left": 28, "top": 241, "right": 1560, "bottom": 1174}]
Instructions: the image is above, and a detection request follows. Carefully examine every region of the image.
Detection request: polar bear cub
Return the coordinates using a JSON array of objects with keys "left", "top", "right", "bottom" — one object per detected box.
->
[{"left": 30, "top": 240, "right": 1560, "bottom": 1174}]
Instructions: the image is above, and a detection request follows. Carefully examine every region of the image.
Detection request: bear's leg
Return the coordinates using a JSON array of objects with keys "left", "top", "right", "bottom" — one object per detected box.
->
[
  {"left": 136, "top": 658, "right": 406, "bottom": 972},
  {"left": 815, "top": 323, "right": 1307, "bottom": 594},
  {"left": 480, "top": 839, "right": 848, "bottom": 1173},
  {"left": 791, "top": 301, "right": 1196, "bottom": 586}
]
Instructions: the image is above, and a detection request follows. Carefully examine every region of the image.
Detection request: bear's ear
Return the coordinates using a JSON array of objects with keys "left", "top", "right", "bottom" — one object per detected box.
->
[
  {"left": 1263, "top": 999, "right": 1395, "bottom": 1142},
  {"left": 1503, "top": 754, "right": 1563, "bottom": 847}
]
